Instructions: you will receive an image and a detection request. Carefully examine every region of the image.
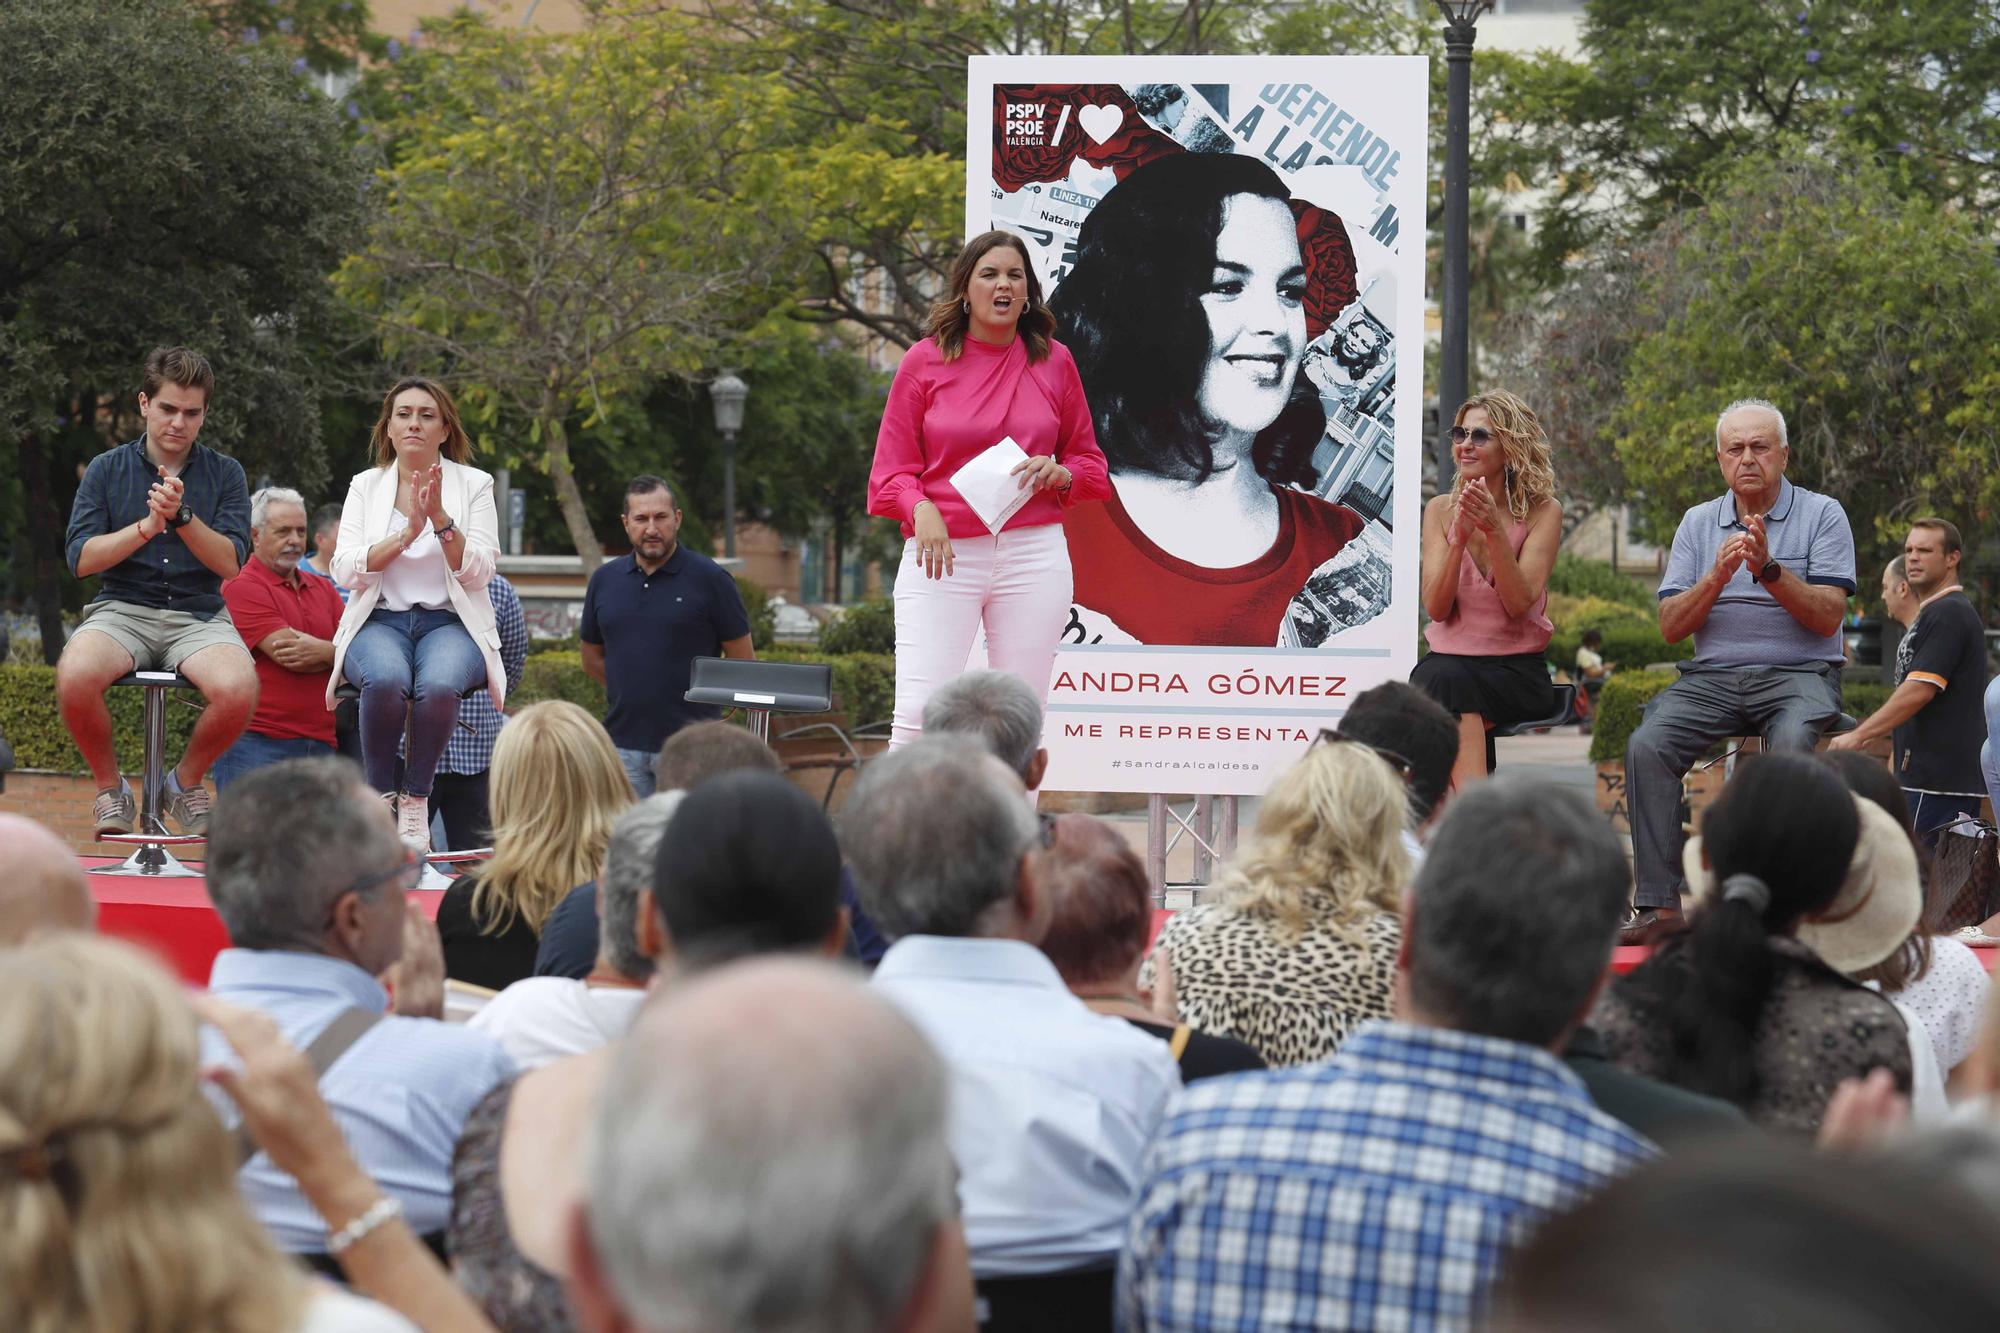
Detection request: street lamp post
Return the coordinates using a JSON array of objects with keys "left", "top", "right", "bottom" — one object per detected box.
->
[
  {"left": 1434, "top": 0, "right": 1490, "bottom": 491},
  {"left": 708, "top": 371, "right": 748, "bottom": 560}
]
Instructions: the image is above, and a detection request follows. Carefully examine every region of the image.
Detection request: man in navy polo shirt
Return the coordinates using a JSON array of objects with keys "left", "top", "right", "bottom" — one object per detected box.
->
[
  {"left": 581, "top": 476, "right": 755, "bottom": 796},
  {"left": 59, "top": 346, "right": 257, "bottom": 838},
  {"left": 1623, "top": 398, "right": 1856, "bottom": 944}
]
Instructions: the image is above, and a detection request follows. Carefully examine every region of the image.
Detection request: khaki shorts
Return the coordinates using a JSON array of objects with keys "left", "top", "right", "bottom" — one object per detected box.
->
[{"left": 73, "top": 600, "right": 250, "bottom": 672}]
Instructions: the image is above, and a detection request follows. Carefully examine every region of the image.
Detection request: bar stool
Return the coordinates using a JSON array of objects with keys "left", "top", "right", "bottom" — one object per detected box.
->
[
  {"left": 683, "top": 657, "right": 834, "bottom": 745},
  {"left": 97, "top": 670, "right": 205, "bottom": 878},
  {"left": 334, "top": 680, "right": 493, "bottom": 888}
]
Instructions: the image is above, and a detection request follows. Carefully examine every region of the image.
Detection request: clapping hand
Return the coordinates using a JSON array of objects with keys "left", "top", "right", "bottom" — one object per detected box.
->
[
  {"left": 416, "top": 463, "right": 447, "bottom": 525},
  {"left": 145, "top": 467, "right": 184, "bottom": 535},
  {"left": 1451, "top": 477, "right": 1502, "bottom": 545}
]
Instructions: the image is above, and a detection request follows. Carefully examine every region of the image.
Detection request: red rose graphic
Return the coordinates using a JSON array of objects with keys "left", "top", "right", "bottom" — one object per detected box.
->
[
  {"left": 1290, "top": 202, "right": 1360, "bottom": 341},
  {"left": 992, "top": 84, "right": 1179, "bottom": 191}
]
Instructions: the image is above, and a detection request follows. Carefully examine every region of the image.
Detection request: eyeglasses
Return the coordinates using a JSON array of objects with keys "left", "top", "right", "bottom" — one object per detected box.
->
[
  {"left": 1449, "top": 426, "right": 1494, "bottom": 446},
  {"left": 1037, "top": 811, "right": 1058, "bottom": 849},
  {"left": 343, "top": 847, "right": 422, "bottom": 899},
  {"left": 1312, "top": 729, "right": 1415, "bottom": 782}
]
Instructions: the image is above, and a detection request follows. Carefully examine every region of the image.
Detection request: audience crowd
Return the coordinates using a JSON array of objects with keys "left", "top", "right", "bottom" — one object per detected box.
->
[
  {"left": 11, "top": 355, "right": 2000, "bottom": 1330},
  {"left": 11, "top": 657, "right": 2000, "bottom": 1333}
]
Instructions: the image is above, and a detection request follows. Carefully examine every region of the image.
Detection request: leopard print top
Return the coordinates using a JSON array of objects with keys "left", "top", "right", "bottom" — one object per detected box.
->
[{"left": 1154, "top": 891, "right": 1401, "bottom": 1068}]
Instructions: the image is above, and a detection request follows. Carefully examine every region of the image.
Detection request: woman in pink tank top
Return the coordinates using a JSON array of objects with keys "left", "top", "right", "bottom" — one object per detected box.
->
[{"left": 1410, "top": 390, "right": 1563, "bottom": 789}]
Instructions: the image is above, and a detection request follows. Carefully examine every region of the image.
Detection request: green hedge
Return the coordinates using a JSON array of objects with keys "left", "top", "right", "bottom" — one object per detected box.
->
[
  {"left": 1588, "top": 670, "right": 1897, "bottom": 764},
  {"left": 1548, "top": 552, "right": 1656, "bottom": 609},
  {"left": 509, "top": 650, "right": 607, "bottom": 715},
  {"left": 0, "top": 664, "right": 200, "bottom": 774},
  {"left": 816, "top": 598, "right": 895, "bottom": 656},
  {"left": 1546, "top": 594, "right": 1693, "bottom": 678},
  {"left": 508, "top": 646, "right": 896, "bottom": 730}
]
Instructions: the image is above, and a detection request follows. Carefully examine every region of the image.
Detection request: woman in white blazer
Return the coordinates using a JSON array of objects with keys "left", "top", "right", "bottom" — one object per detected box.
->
[{"left": 328, "top": 378, "right": 505, "bottom": 849}]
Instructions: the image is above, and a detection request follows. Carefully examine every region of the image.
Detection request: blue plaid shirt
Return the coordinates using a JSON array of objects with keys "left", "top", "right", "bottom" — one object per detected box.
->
[
  {"left": 439, "top": 573, "right": 527, "bottom": 776},
  {"left": 64, "top": 435, "right": 252, "bottom": 618},
  {"left": 1118, "top": 1021, "right": 1656, "bottom": 1332}
]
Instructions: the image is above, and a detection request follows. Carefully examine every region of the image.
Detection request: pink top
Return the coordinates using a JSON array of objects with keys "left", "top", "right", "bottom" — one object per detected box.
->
[
  {"left": 1424, "top": 517, "right": 1552, "bottom": 656},
  {"left": 867, "top": 334, "right": 1110, "bottom": 539}
]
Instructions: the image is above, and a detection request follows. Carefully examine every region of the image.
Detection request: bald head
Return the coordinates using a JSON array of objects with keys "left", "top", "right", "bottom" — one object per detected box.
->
[
  {"left": 0, "top": 815, "right": 95, "bottom": 946},
  {"left": 574, "top": 958, "right": 964, "bottom": 1333}
]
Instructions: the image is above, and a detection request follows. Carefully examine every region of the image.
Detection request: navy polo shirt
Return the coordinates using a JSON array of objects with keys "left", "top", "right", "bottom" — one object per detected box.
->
[
  {"left": 580, "top": 546, "right": 752, "bottom": 752},
  {"left": 64, "top": 436, "right": 253, "bottom": 620}
]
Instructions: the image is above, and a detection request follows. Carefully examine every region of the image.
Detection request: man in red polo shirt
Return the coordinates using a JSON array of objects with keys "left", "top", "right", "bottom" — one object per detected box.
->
[{"left": 214, "top": 487, "right": 344, "bottom": 790}]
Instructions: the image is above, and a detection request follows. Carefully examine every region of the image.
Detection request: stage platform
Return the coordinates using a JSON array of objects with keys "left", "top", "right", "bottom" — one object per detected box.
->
[
  {"left": 87, "top": 858, "right": 446, "bottom": 985},
  {"left": 95, "top": 860, "right": 1990, "bottom": 989}
]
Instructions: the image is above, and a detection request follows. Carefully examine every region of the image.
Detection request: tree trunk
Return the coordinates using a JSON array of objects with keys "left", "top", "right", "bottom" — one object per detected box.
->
[
  {"left": 541, "top": 411, "right": 603, "bottom": 567},
  {"left": 18, "top": 429, "right": 68, "bottom": 664}
]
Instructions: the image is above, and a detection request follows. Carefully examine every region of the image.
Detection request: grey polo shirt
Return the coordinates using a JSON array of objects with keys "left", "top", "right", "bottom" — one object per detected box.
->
[{"left": 1658, "top": 478, "right": 1854, "bottom": 668}]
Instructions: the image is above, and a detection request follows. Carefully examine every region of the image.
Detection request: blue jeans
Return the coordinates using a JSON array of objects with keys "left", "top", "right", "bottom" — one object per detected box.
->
[
  {"left": 212, "top": 732, "right": 334, "bottom": 791},
  {"left": 617, "top": 746, "right": 657, "bottom": 798},
  {"left": 344, "top": 607, "right": 485, "bottom": 798}
]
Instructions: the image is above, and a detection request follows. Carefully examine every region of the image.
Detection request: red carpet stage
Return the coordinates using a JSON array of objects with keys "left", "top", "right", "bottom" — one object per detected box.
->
[
  {"left": 88, "top": 858, "right": 446, "bottom": 985},
  {"left": 90, "top": 869, "right": 1998, "bottom": 988}
]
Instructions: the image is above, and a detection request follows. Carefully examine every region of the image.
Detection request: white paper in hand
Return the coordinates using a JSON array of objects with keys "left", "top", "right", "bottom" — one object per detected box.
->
[{"left": 949, "top": 436, "right": 1036, "bottom": 536}]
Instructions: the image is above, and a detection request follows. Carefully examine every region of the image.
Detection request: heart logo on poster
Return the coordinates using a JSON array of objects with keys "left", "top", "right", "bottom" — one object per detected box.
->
[{"left": 1078, "top": 104, "right": 1124, "bottom": 144}]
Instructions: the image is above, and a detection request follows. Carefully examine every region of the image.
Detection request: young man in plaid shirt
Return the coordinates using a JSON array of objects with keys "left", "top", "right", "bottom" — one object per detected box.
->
[{"left": 1120, "top": 779, "right": 1655, "bottom": 1332}]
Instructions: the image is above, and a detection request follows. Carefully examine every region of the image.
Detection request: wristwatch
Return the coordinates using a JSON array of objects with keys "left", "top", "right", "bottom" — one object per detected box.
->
[
  {"left": 169, "top": 504, "right": 194, "bottom": 530},
  {"left": 1757, "top": 558, "right": 1782, "bottom": 585}
]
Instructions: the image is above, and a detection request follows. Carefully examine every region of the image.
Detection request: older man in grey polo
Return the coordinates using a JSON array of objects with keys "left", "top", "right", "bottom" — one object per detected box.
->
[{"left": 1623, "top": 399, "right": 1855, "bottom": 944}]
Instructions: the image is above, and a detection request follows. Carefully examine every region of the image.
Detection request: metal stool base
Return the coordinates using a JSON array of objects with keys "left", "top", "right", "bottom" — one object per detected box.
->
[{"left": 95, "top": 833, "right": 205, "bottom": 879}]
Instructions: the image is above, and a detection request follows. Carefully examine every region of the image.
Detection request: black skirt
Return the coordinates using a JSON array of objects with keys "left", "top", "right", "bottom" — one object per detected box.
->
[{"left": 1410, "top": 651, "right": 1555, "bottom": 726}]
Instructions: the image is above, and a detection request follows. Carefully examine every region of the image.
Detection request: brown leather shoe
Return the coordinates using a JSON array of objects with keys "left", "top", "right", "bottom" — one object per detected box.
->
[{"left": 1618, "top": 907, "right": 1685, "bottom": 947}]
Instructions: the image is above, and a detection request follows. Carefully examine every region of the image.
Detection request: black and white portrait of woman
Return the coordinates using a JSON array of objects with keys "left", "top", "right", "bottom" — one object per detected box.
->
[{"left": 1050, "top": 150, "right": 1392, "bottom": 647}]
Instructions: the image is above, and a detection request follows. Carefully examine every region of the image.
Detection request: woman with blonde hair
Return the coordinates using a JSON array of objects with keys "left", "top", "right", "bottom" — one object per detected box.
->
[
  {"left": 1150, "top": 735, "right": 1409, "bottom": 1066},
  {"left": 437, "top": 700, "right": 634, "bottom": 989},
  {"left": 0, "top": 934, "right": 417, "bottom": 1333},
  {"left": 1411, "top": 388, "right": 1564, "bottom": 789}
]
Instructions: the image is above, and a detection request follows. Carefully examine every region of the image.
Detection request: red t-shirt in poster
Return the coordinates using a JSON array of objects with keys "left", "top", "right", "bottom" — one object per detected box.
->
[
  {"left": 222, "top": 556, "right": 344, "bottom": 743},
  {"left": 1063, "top": 483, "right": 1366, "bottom": 646}
]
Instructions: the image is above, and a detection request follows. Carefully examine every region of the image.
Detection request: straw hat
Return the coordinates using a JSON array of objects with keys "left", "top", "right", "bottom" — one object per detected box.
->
[{"left": 1681, "top": 795, "right": 1920, "bottom": 974}]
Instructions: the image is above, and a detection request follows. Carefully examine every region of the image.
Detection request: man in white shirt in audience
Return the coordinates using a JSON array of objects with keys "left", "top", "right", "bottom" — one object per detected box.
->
[
  {"left": 200, "top": 757, "right": 515, "bottom": 1256},
  {"left": 568, "top": 958, "right": 977, "bottom": 1333},
  {"left": 468, "top": 793, "right": 677, "bottom": 1066},
  {"left": 841, "top": 735, "right": 1181, "bottom": 1278}
]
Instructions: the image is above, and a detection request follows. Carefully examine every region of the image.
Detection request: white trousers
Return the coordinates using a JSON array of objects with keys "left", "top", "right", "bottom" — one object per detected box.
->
[{"left": 890, "top": 523, "right": 1072, "bottom": 748}]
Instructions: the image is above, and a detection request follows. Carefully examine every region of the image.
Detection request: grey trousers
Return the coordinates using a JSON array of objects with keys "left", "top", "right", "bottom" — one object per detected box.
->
[{"left": 1627, "top": 663, "right": 1843, "bottom": 909}]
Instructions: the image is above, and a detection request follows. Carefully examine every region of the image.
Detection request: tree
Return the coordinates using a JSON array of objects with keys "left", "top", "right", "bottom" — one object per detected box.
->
[
  {"left": 1515, "top": 0, "right": 2000, "bottom": 273},
  {"left": 1, "top": 0, "right": 362, "bottom": 660},
  {"left": 1538, "top": 151, "right": 2000, "bottom": 566},
  {"left": 691, "top": 0, "right": 1428, "bottom": 348},
  {"left": 336, "top": 9, "right": 799, "bottom": 563}
]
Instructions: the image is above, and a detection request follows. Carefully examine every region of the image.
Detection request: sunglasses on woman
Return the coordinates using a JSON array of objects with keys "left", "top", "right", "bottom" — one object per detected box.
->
[
  {"left": 1449, "top": 426, "right": 1494, "bottom": 446},
  {"left": 1311, "top": 729, "right": 1415, "bottom": 782}
]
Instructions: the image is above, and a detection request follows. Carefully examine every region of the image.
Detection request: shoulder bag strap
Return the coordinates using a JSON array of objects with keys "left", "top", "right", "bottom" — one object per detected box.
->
[
  {"left": 233, "top": 1006, "right": 383, "bottom": 1169},
  {"left": 1168, "top": 1024, "right": 1193, "bottom": 1062}
]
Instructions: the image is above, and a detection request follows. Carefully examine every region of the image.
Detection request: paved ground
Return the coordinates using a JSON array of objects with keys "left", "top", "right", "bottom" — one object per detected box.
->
[{"left": 1084, "top": 726, "right": 1601, "bottom": 892}]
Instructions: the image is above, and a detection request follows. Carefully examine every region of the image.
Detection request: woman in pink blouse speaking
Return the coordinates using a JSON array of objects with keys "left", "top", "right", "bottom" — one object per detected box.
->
[{"left": 868, "top": 230, "right": 1109, "bottom": 747}]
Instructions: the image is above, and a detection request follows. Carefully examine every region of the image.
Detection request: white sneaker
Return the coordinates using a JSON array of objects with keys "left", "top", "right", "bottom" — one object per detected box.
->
[{"left": 397, "top": 794, "right": 432, "bottom": 853}]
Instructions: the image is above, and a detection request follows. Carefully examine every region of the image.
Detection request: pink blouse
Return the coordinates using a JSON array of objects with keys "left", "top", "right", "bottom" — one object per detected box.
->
[
  {"left": 867, "top": 334, "right": 1109, "bottom": 540},
  {"left": 1424, "top": 518, "right": 1552, "bottom": 656}
]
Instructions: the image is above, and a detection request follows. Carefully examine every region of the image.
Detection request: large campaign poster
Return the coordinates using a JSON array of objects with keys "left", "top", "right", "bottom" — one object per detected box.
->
[{"left": 968, "top": 56, "right": 1429, "bottom": 795}]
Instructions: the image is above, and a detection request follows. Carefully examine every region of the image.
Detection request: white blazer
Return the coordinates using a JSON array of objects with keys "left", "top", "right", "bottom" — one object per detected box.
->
[{"left": 327, "top": 457, "right": 505, "bottom": 710}]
